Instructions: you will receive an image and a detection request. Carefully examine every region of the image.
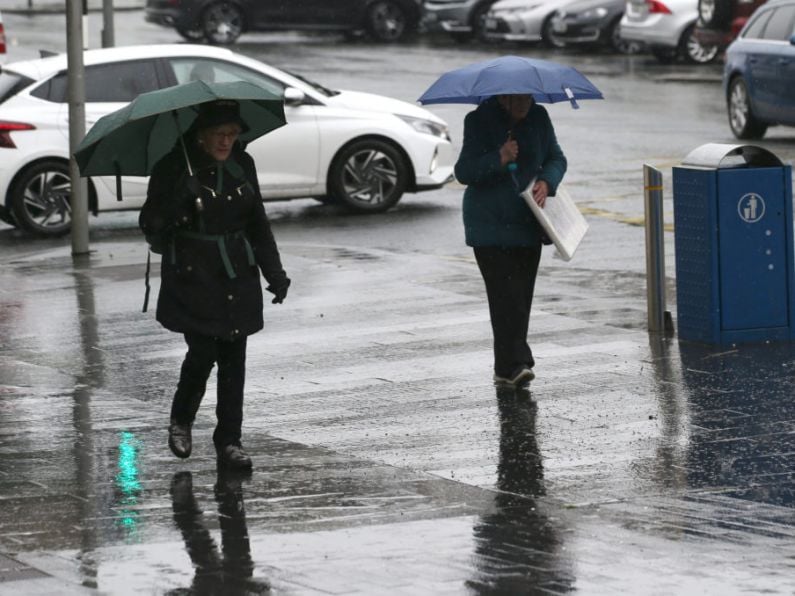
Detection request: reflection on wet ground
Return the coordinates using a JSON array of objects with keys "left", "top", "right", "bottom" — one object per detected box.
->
[{"left": 1, "top": 237, "right": 795, "bottom": 594}]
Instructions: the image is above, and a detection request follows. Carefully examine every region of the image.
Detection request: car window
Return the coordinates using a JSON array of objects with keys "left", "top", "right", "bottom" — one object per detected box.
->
[
  {"left": 742, "top": 8, "right": 773, "bottom": 39},
  {"left": 167, "top": 58, "right": 285, "bottom": 97},
  {"left": 0, "top": 71, "right": 34, "bottom": 104},
  {"left": 85, "top": 60, "right": 160, "bottom": 102},
  {"left": 760, "top": 5, "right": 795, "bottom": 41}
]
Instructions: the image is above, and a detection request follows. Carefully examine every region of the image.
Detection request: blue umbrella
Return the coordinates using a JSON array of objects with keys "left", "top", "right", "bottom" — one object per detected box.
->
[{"left": 417, "top": 55, "right": 603, "bottom": 109}]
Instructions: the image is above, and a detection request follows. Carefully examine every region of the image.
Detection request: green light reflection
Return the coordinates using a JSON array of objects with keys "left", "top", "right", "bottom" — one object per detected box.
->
[{"left": 115, "top": 431, "right": 142, "bottom": 540}]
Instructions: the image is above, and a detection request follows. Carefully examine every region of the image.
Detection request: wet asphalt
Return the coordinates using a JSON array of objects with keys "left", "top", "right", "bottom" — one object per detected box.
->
[
  {"left": 2, "top": 4, "right": 795, "bottom": 596},
  {"left": 3, "top": 214, "right": 795, "bottom": 594}
]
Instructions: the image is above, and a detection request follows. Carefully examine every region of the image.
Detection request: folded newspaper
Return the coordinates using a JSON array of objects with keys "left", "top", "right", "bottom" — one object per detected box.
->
[{"left": 521, "top": 179, "right": 588, "bottom": 261}]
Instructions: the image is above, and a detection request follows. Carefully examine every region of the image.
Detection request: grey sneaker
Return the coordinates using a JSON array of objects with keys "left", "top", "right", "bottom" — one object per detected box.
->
[{"left": 494, "top": 367, "right": 535, "bottom": 386}]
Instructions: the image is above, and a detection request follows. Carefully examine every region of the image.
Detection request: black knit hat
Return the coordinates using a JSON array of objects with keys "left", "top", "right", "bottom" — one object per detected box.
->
[{"left": 193, "top": 100, "right": 248, "bottom": 132}]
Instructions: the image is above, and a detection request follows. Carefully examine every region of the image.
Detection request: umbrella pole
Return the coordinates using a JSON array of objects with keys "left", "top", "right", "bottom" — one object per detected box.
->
[{"left": 171, "top": 110, "right": 194, "bottom": 176}]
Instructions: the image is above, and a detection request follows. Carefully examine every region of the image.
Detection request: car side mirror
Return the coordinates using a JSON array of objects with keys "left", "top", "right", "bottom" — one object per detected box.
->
[{"left": 284, "top": 87, "right": 306, "bottom": 106}]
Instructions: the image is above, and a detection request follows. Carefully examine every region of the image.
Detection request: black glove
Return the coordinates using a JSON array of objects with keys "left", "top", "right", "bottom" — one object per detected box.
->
[{"left": 266, "top": 277, "right": 290, "bottom": 304}]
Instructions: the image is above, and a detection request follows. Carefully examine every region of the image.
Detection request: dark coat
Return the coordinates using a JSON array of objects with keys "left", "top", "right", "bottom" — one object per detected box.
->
[
  {"left": 139, "top": 142, "right": 288, "bottom": 340},
  {"left": 454, "top": 98, "right": 567, "bottom": 247}
]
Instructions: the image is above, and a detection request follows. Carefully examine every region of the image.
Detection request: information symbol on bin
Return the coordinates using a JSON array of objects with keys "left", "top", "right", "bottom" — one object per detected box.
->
[{"left": 737, "top": 193, "right": 765, "bottom": 223}]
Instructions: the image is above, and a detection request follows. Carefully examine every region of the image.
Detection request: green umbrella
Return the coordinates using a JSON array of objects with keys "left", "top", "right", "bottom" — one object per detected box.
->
[{"left": 74, "top": 80, "right": 286, "bottom": 195}]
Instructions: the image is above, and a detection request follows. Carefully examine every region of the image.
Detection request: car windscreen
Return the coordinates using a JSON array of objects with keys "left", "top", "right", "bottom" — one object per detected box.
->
[{"left": 0, "top": 71, "right": 35, "bottom": 105}]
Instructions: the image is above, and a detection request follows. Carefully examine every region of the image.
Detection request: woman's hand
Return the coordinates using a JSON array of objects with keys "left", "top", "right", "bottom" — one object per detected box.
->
[
  {"left": 499, "top": 138, "right": 519, "bottom": 166},
  {"left": 532, "top": 179, "right": 549, "bottom": 207}
]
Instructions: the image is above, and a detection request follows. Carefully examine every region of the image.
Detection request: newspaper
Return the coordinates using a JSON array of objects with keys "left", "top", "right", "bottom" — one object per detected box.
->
[{"left": 521, "top": 179, "right": 588, "bottom": 261}]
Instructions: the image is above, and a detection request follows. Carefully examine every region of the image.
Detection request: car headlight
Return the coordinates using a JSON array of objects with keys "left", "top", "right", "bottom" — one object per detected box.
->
[
  {"left": 581, "top": 7, "right": 609, "bottom": 19},
  {"left": 397, "top": 115, "right": 451, "bottom": 140}
]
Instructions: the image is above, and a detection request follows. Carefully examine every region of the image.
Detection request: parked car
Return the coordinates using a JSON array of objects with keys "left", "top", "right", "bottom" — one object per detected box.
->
[
  {"left": 619, "top": 0, "right": 720, "bottom": 63},
  {"left": 694, "top": 0, "right": 768, "bottom": 49},
  {"left": 483, "top": 0, "right": 583, "bottom": 47},
  {"left": 422, "top": 0, "right": 500, "bottom": 41},
  {"left": 723, "top": 0, "right": 795, "bottom": 139},
  {"left": 0, "top": 44, "right": 454, "bottom": 236},
  {"left": 550, "top": 0, "right": 643, "bottom": 52},
  {"left": 144, "top": 0, "right": 424, "bottom": 44}
]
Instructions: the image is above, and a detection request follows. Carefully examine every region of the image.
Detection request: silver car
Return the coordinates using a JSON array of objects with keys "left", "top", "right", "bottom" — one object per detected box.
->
[
  {"left": 550, "top": 0, "right": 643, "bottom": 53},
  {"left": 483, "top": 0, "right": 585, "bottom": 46},
  {"left": 619, "top": 0, "right": 719, "bottom": 63},
  {"left": 422, "top": 0, "right": 500, "bottom": 41}
]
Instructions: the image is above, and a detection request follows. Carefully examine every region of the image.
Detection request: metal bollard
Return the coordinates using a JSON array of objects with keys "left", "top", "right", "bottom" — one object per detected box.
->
[{"left": 644, "top": 164, "right": 672, "bottom": 334}]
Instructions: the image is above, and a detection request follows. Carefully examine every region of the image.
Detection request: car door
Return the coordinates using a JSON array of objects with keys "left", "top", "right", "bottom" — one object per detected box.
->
[
  {"left": 749, "top": 5, "right": 795, "bottom": 120},
  {"left": 775, "top": 9, "right": 795, "bottom": 124},
  {"left": 164, "top": 57, "right": 321, "bottom": 197},
  {"left": 57, "top": 58, "right": 162, "bottom": 209}
]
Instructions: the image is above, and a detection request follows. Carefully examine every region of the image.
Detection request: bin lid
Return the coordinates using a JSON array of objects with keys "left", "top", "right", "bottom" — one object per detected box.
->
[{"left": 680, "top": 143, "right": 784, "bottom": 169}]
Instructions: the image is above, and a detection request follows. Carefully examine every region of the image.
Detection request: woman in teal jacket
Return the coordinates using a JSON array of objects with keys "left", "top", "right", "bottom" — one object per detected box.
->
[{"left": 455, "top": 94, "right": 567, "bottom": 386}]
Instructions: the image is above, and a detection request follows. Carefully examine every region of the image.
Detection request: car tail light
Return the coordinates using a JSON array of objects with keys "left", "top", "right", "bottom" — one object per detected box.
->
[
  {"left": 0, "top": 121, "right": 36, "bottom": 149},
  {"left": 0, "top": 18, "right": 6, "bottom": 56},
  {"left": 646, "top": 0, "right": 672, "bottom": 14}
]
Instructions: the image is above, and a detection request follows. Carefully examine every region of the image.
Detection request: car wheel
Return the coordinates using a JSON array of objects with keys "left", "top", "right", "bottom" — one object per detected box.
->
[
  {"left": 728, "top": 77, "right": 767, "bottom": 140},
  {"left": 541, "top": 15, "right": 566, "bottom": 49},
  {"left": 328, "top": 139, "right": 409, "bottom": 213},
  {"left": 650, "top": 45, "right": 678, "bottom": 64},
  {"left": 366, "top": 1, "right": 410, "bottom": 42},
  {"left": 698, "top": 0, "right": 732, "bottom": 29},
  {"left": 680, "top": 24, "right": 719, "bottom": 64},
  {"left": 176, "top": 25, "right": 205, "bottom": 41},
  {"left": 202, "top": 1, "right": 244, "bottom": 45},
  {"left": 10, "top": 160, "right": 72, "bottom": 236}
]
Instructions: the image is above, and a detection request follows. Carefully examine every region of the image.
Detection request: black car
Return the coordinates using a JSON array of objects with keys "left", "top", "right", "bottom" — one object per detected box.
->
[{"left": 145, "top": 0, "right": 423, "bottom": 44}]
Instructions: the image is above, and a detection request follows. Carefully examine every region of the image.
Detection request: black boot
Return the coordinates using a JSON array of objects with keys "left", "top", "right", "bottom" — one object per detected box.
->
[
  {"left": 169, "top": 419, "right": 193, "bottom": 459},
  {"left": 216, "top": 444, "right": 252, "bottom": 470}
]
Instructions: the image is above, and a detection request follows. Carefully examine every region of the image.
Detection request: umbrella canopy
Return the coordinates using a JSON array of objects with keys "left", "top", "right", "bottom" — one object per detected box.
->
[
  {"left": 417, "top": 55, "right": 603, "bottom": 109},
  {"left": 75, "top": 80, "right": 286, "bottom": 178}
]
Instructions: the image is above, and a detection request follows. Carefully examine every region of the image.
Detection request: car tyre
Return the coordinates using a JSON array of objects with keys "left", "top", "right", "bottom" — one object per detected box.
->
[
  {"left": 328, "top": 139, "right": 408, "bottom": 213},
  {"left": 728, "top": 77, "right": 767, "bottom": 140},
  {"left": 680, "top": 24, "right": 719, "bottom": 64},
  {"left": 541, "top": 15, "right": 566, "bottom": 49},
  {"left": 366, "top": 1, "right": 410, "bottom": 42},
  {"left": 10, "top": 160, "right": 73, "bottom": 237},
  {"left": 202, "top": 1, "right": 244, "bottom": 45}
]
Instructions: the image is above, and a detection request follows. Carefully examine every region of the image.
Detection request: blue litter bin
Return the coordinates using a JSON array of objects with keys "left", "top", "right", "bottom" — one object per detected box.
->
[{"left": 672, "top": 143, "right": 795, "bottom": 344}]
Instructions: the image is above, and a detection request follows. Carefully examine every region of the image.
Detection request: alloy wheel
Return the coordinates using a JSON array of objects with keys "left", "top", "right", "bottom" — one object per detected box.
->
[
  {"left": 203, "top": 2, "right": 243, "bottom": 44},
  {"left": 368, "top": 1, "right": 407, "bottom": 41},
  {"left": 341, "top": 148, "right": 399, "bottom": 206},
  {"left": 683, "top": 28, "right": 718, "bottom": 64},
  {"left": 13, "top": 165, "right": 72, "bottom": 235},
  {"left": 729, "top": 80, "right": 749, "bottom": 135}
]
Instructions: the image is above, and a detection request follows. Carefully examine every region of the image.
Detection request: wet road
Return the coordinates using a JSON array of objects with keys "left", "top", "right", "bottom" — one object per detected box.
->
[{"left": 2, "top": 8, "right": 795, "bottom": 596}]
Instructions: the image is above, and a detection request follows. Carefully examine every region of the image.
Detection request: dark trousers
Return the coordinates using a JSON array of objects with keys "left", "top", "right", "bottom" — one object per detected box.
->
[
  {"left": 474, "top": 246, "right": 542, "bottom": 378},
  {"left": 171, "top": 333, "right": 248, "bottom": 449}
]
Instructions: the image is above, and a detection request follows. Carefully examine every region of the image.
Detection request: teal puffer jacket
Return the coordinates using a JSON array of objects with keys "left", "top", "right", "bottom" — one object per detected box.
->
[{"left": 454, "top": 98, "right": 567, "bottom": 247}]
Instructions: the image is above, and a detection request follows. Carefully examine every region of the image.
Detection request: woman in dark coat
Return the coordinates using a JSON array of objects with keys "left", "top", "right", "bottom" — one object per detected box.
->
[
  {"left": 140, "top": 100, "right": 290, "bottom": 470},
  {"left": 454, "top": 94, "right": 566, "bottom": 386}
]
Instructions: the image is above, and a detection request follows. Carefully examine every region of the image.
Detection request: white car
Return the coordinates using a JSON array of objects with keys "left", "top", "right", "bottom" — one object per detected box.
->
[
  {"left": 484, "top": 0, "right": 584, "bottom": 46},
  {"left": 619, "top": 0, "right": 719, "bottom": 63},
  {"left": 0, "top": 44, "right": 454, "bottom": 236}
]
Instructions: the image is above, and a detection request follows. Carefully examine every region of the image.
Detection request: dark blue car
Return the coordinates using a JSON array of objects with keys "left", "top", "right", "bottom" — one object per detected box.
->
[{"left": 723, "top": 0, "right": 795, "bottom": 139}]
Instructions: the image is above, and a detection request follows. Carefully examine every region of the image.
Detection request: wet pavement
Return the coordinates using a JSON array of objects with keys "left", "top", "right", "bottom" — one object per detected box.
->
[{"left": 1, "top": 214, "right": 795, "bottom": 594}]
